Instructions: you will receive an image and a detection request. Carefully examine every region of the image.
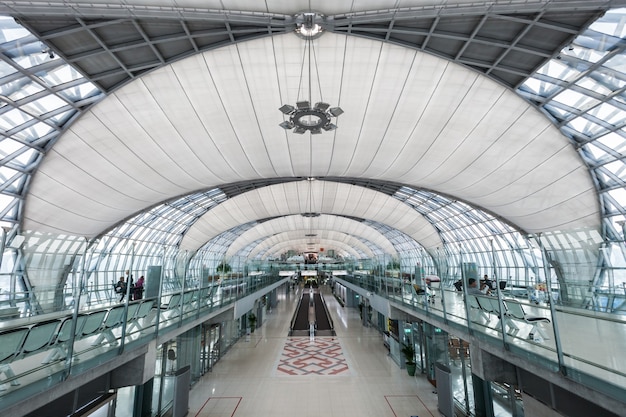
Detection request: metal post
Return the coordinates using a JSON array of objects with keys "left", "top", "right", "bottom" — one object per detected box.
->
[
  {"left": 64, "top": 237, "right": 91, "bottom": 377},
  {"left": 536, "top": 234, "right": 566, "bottom": 374},
  {"left": 155, "top": 245, "right": 166, "bottom": 337},
  {"left": 0, "top": 228, "right": 6, "bottom": 271},
  {"left": 118, "top": 243, "right": 135, "bottom": 353}
]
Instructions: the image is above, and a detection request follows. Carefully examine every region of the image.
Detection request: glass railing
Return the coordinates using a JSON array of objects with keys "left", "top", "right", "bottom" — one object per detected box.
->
[
  {"left": 0, "top": 273, "right": 284, "bottom": 411},
  {"left": 338, "top": 274, "right": 626, "bottom": 403}
]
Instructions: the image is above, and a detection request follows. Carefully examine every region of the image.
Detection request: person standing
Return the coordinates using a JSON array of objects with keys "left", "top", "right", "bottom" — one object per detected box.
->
[{"left": 134, "top": 275, "right": 145, "bottom": 300}]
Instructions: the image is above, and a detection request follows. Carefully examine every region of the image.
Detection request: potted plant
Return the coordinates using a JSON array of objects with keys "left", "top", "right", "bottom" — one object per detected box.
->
[
  {"left": 401, "top": 343, "right": 417, "bottom": 376},
  {"left": 248, "top": 312, "right": 257, "bottom": 333},
  {"left": 216, "top": 262, "right": 231, "bottom": 277}
]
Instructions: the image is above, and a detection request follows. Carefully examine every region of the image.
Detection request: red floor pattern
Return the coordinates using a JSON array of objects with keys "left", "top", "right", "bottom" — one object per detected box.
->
[{"left": 276, "top": 337, "right": 350, "bottom": 376}]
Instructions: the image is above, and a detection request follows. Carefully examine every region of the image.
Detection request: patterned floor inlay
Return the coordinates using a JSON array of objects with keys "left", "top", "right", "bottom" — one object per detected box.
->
[{"left": 276, "top": 337, "right": 350, "bottom": 376}]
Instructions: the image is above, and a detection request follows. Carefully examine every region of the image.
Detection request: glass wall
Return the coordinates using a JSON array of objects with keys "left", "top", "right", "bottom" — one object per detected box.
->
[{"left": 337, "top": 268, "right": 626, "bottom": 409}]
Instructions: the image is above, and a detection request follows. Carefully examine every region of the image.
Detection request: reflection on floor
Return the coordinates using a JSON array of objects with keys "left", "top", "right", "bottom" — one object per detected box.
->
[{"left": 277, "top": 337, "right": 349, "bottom": 376}]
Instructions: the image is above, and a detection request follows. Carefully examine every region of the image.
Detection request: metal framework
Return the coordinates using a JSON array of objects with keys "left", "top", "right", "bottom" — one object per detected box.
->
[{"left": 0, "top": 3, "right": 624, "bottom": 293}]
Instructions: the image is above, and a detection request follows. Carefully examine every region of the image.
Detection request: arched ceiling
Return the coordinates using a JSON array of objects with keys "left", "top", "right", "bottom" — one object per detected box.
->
[
  {"left": 244, "top": 231, "right": 374, "bottom": 260},
  {"left": 225, "top": 214, "right": 396, "bottom": 258},
  {"left": 23, "top": 32, "right": 599, "bottom": 243},
  {"left": 180, "top": 181, "right": 442, "bottom": 251},
  {"left": 0, "top": 0, "right": 613, "bottom": 260}
]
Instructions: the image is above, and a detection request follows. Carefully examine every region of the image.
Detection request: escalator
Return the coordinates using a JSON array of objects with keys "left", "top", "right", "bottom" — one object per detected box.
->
[
  {"left": 289, "top": 289, "right": 335, "bottom": 336},
  {"left": 289, "top": 293, "right": 310, "bottom": 335}
]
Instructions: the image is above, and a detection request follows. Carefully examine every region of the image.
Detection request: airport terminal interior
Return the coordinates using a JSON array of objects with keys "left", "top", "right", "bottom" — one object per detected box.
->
[{"left": 0, "top": 1, "right": 625, "bottom": 416}]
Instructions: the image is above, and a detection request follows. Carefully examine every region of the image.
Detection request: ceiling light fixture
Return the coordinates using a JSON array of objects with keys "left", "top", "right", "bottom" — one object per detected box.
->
[{"left": 279, "top": 13, "right": 343, "bottom": 134}]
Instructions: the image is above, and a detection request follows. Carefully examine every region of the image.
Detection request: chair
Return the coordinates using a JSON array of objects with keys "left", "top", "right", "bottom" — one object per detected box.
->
[
  {"left": 18, "top": 320, "right": 61, "bottom": 359},
  {"left": 162, "top": 293, "right": 183, "bottom": 317},
  {"left": 483, "top": 297, "right": 519, "bottom": 333},
  {"left": 477, "top": 295, "right": 497, "bottom": 315},
  {"left": 448, "top": 338, "right": 461, "bottom": 363},
  {"left": 43, "top": 316, "right": 86, "bottom": 364},
  {"left": 467, "top": 295, "right": 489, "bottom": 321},
  {"left": 0, "top": 327, "right": 29, "bottom": 390},
  {"left": 0, "top": 306, "right": 20, "bottom": 320},
  {"left": 80, "top": 310, "right": 108, "bottom": 337},
  {"left": 126, "top": 300, "right": 155, "bottom": 333},
  {"left": 194, "top": 287, "right": 211, "bottom": 309},
  {"left": 125, "top": 302, "right": 141, "bottom": 322},
  {"left": 504, "top": 300, "right": 551, "bottom": 341},
  {"left": 181, "top": 290, "right": 197, "bottom": 313},
  {"left": 92, "top": 305, "right": 126, "bottom": 346},
  {"left": 0, "top": 319, "right": 61, "bottom": 389}
]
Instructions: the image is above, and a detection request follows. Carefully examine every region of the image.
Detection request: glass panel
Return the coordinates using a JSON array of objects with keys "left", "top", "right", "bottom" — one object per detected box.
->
[{"left": 552, "top": 89, "right": 600, "bottom": 112}]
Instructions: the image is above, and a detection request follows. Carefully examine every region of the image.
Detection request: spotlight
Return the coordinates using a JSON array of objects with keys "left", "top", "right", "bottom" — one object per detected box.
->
[
  {"left": 279, "top": 120, "right": 295, "bottom": 129},
  {"left": 314, "top": 102, "right": 330, "bottom": 111},
  {"left": 329, "top": 107, "right": 344, "bottom": 117},
  {"left": 279, "top": 104, "right": 295, "bottom": 115}
]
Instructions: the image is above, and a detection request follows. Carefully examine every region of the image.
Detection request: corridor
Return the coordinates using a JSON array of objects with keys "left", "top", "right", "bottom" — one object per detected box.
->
[{"left": 187, "top": 286, "right": 439, "bottom": 417}]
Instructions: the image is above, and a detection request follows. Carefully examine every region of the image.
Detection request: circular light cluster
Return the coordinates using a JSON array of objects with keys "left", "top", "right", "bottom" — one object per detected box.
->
[{"left": 279, "top": 101, "right": 343, "bottom": 134}]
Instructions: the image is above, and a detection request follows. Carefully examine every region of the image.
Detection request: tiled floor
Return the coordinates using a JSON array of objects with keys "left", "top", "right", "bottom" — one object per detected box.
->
[{"left": 188, "top": 286, "right": 440, "bottom": 417}]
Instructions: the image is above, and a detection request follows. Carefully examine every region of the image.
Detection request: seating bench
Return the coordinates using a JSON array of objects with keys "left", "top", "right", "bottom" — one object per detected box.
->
[{"left": 0, "top": 306, "right": 20, "bottom": 320}]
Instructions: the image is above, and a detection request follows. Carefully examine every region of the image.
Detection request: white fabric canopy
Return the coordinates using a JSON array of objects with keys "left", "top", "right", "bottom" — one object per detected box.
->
[
  {"left": 225, "top": 214, "right": 396, "bottom": 258},
  {"left": 23, "top": 31, "right": 599, "bottom": 252}
]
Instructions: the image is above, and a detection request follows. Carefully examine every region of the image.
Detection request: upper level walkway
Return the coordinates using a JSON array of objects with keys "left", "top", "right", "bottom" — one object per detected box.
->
[
  {"left": 0, "top": 272, "right": 624, "bottom": 416},
  {"left": 0, "top": 274, "right": 288, "bottom": 416},
  {"left": 334, "top": 274, "right": 626, "bottom": 414}
]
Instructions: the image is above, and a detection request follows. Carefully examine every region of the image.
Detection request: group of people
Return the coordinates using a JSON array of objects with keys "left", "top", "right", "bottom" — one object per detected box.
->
[
  {"left": 468, "top": 275, "right": 497, "bottom": 295},
  {"left": 455, "top": 274, "right": 496, "bottom": 296},
  {"left": 114, "top": 274, "right": 145, "bottom": 302}
]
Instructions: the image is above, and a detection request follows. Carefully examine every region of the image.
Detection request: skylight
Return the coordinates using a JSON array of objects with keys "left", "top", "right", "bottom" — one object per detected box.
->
[{"left": 518, "top": 8, "right": 626, "bottom": 242}]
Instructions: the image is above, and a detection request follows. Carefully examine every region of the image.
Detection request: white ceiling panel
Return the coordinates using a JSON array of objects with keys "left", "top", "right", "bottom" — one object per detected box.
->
[
  {"left": 24, "top": 31, "right": 599, "bottom": 246},
  {"left": 225, "top": 214, "right": 395, "bottom": 257},
  {"left": 180, "top": 181, "right": 441, "bottom": 251},
  {"left": 247, "top": 231, "right": 374, "bottom": 259}
]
